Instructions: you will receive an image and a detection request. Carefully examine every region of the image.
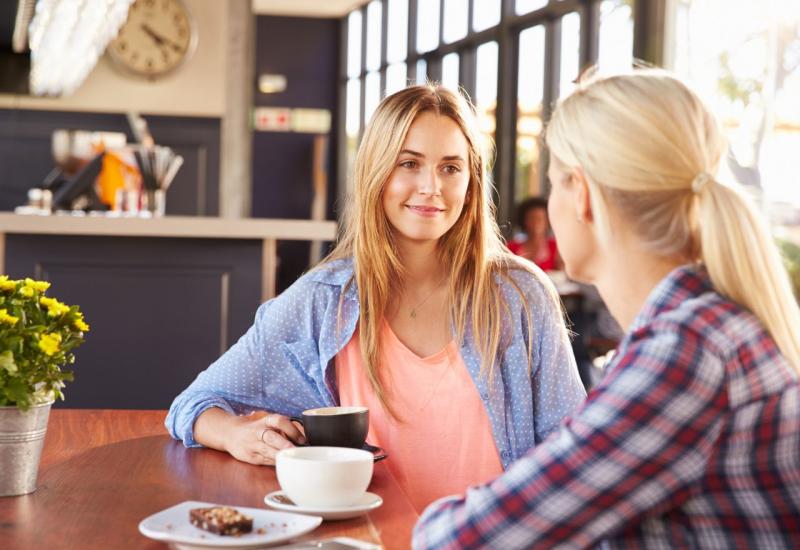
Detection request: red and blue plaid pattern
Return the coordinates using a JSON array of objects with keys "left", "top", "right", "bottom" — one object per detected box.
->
[{"left": 414, "top": 265, "right": 800, "bottom": 549}]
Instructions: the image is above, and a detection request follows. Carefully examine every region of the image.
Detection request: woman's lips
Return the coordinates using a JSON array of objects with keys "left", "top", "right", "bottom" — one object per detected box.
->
[{"left": 406, "top": 205, "right": 444, "bottom": 217}]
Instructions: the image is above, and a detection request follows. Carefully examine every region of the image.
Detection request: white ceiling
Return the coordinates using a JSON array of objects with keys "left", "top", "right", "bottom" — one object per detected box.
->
[{"left": 252, "top": 0, "right": 369, "bottom": 18}]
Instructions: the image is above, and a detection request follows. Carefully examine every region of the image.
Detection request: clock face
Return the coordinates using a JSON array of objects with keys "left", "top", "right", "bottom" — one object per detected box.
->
[{"left": 107, "top": 0, "right": 196, "bottom": 78}]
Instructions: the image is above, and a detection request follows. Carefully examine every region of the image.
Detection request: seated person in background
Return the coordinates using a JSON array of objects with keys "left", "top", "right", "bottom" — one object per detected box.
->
[
  {"left": 166, "top": 84, "right": 585, "bottom": 513},
  {"left": 507, "top": 197, "right": 562, "bottom": 271},
  {"left": 413, "top": 69, "right": 800, "bottom": 548}
]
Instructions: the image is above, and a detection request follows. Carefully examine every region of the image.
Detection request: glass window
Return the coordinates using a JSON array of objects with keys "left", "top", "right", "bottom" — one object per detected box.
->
[
  {"left": 442, "top": 53, "right": 460, "bottom": 90},
  {"left": 559, "top": 12, "right": 581, "bottom": 98},
  {"left": 517, "top": 25, "right": 546, "bottom": 199},
  {"left": 598, "top": 0, "right": 633, "bottom": 74},
  {"left": 347, "top": 10, "right": 362, "bottom": 78},
  {"left": 346, "top": 78, "right": 361, "bottom": 138},
  {"left": 416, "top": 59, "right": 428, "bottom": 85},
  {"left": 668, "top": 0, "right": 800, "bottom": 228},
  {"left": 473, "top": 0, "right": 501, "bottom": 32},
  {"left": 387, "top": 0, "right": 408, "bottom": 63},
  {"left": 443, "top": 0, "right": 469, "bottom": 44},
  {"left": 366, "top": 1, "right": 383, "bottom": 72},
  {"left": 475, "top": 41, "right": 499, "bottom": 137},
  {"left": 515, "top": 0, "right": 547, "bottom": 15},
  {"left": 345, "top": 78, "right": 362, "bottom": 192},
  {"left": 364, "top": 72, "right": 381, "bottom": 123},
  {"left": 417, "top": 0, "right": 441, "bottom": 53},
  {"left": 386, "top": 62, "right": 408, "bottom": 94}
]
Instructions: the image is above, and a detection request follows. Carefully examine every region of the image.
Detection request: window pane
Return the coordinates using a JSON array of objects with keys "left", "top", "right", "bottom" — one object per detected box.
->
[
  {"left": 346, "top": 78, "right": 361, "bottom": 137},
  {"left": 598, "top": 0, "right": 633, "bottom": 73},
  {"left": 417, "top": 0, "right": 441, "bottom": 53},
  {"left": 559, "top": 12, "right": 581, "bottom": 98},
  {"left": 517, "top": 25, "right": 545, "bottom": 199},
  {"left": 386, "top": 62, "right": 407, "bottom": 94},
  {"left": 669, "top": 0, "right": 800, "bottom": 218},
  {"left": 516, "top": 0, "right": 547, "bottom": 15},
  {"left": 387, "top": 0, "right": 408, "bottom": 63},
  {"left": 443, "top": 0, "right": 468, "bottom": 44},
  {"left": 366, "top": 1, "right": 382, "bottom": 71},
  {"left": 416, "top": 59, "right": 428, "bottom": 84},
  {"left": 442, "top": 53, "right": 460, "bottom": 90},
  {"left": 476, "top": 41, "right": 498, "bottom": 137},
  {"left": 473, "top": 0, "right": 501, "bottom": 32},
  {"left": 345, "top": 79, "right": 361, "bottom": 193},
  {"left": 347, "top": 10, "right": 362, "bottom": 78},
  {"left": 365, "top": 72, "right": 381, "bottom": 123}
]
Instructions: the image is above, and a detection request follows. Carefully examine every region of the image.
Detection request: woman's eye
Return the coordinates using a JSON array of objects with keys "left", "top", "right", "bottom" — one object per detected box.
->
[
  {"left": 443, "top": 165, "right": 461, "bottom": 175},
  {"left": 399, "top": 160, "right": 417, "bottom": 169}
]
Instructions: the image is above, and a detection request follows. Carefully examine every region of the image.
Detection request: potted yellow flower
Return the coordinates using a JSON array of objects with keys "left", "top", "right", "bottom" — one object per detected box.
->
[{"left": 0, "top": 275, "right": 89, "bottom": 496}]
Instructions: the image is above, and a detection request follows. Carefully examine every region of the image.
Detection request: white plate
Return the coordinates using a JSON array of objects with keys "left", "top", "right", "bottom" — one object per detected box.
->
[
  {"left": 264, "top": 491, "right": 383, "bottom": 521},
  {"left": 138, "top": 500, "right": 322, "bottom": 549}
]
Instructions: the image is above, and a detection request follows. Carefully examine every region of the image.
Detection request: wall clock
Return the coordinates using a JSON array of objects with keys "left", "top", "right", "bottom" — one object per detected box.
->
[{"left": 107, "top": 0, "right": 198, "bottom": 79}]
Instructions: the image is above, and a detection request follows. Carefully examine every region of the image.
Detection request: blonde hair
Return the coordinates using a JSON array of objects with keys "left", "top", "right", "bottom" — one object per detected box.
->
[
  {"left": 546, "top": 68, "right": 800, "bottom": 371},
  {"left": 326, "top": 84, "right": 560, "bottom": 415}
]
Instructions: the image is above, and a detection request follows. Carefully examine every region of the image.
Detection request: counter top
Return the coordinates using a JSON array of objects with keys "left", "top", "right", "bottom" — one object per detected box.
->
[{"left": 0, "top": 212, "right": 337, "bottom": 241}]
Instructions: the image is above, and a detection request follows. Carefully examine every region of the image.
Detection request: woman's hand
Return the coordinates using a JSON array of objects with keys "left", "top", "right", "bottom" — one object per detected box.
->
[{"left": 194, "top": 408, "right": 306, "bottom": 466}]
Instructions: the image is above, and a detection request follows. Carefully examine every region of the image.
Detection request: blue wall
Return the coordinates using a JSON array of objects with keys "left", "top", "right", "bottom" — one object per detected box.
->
[{"left": 251, "top": 15, "right": 340, "bottom": 291}]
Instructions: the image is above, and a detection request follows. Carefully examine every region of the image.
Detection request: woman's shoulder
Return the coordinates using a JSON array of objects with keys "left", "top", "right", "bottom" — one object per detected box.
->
[
  {"left": 305, "top": 257, "right": 355, "bottom": 287},
  {"left": 495, "top": 255, "right": 560, "bottom": 310},
  {"left": 271, "top": 258, "right": 355, "bottom": 308}
]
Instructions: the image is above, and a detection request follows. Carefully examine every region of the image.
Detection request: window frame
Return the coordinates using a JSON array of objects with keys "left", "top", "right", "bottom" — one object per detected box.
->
[{"left": 339, "top": 0, "right": 652, "bottom": 225}]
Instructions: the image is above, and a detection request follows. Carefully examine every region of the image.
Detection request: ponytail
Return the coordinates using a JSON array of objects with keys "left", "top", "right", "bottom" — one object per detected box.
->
[{"left": 697, "top": 178, "right": 800, "bottom": 369}]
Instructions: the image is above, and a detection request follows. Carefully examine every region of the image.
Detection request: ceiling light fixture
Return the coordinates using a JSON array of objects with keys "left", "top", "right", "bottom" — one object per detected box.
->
[{"left": 28, "top": 0, "right": 135, "bottom": 96}]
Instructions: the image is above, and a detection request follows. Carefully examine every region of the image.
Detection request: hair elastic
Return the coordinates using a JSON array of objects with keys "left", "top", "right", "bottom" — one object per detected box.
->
[{"left": 692, "top": 172, "right": 711, "bottom": 194}]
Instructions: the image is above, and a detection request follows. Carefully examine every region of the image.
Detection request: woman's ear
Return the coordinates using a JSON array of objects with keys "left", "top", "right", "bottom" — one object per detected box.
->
[{"left": 572, "top": 167, "right": 593, "bottom": 224}]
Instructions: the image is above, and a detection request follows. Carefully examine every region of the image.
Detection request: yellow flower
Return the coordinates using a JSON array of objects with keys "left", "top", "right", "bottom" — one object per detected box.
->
[
  {"left": 19, "top": 286, "right": 34, "bottom": 298},
  {"left": 38, "top": 333, "right": 62, "bottom": 356},
  {"left": 74, "top": 318, "right": 90, "bottom": 332},
  {"left": 0, "top": 275, "right": 17, "bottom": 292},
  {"left": 0, "top": 308, "right": 19, "bottom": 325},
  {"left": 40, "top": 296, "right": 70, "bottom": 318},
  {"left": 24, "top": 278, "right": 50, "bottom": 293}
]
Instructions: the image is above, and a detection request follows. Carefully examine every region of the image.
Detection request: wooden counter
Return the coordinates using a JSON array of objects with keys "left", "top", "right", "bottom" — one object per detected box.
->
[
  {"left": 0, "top": 213, "right": 338, "bottom": 410},
  {"left": 0, "top": 212, "right": 337, "bottom": 300}
]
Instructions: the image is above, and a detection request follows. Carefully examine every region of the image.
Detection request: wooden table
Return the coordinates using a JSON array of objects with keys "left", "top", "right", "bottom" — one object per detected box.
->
[{"left": 0, "top": 410, "right": 419, "bottom": 549}]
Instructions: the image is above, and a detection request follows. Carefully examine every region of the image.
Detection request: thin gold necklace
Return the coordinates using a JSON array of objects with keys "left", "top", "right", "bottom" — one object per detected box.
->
[{"left": 407, "top": 281, "right": 445, "bottom": 319}]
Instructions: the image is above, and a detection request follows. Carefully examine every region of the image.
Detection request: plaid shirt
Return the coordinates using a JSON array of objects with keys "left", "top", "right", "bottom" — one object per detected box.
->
[{"left": 414, "top": 265, "right": 800, "bottom": 549}]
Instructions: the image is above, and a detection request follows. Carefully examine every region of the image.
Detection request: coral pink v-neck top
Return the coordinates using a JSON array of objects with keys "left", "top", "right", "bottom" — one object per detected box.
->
[{"left": 336, "top": 322, "right": 503, "bottom": 513}]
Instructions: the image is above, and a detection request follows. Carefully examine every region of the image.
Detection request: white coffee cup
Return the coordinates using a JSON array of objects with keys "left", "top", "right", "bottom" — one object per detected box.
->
[{"left": 276, "top": 446, "right": 374, "bottom": 508}]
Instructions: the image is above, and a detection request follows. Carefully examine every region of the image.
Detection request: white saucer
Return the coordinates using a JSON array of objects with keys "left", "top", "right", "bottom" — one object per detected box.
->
[
  {"left": 264, "top": 491, "right": 383, "bottom": 521},
  {"left": 138, "top": 500, "right": 322, "bottom": 549}
]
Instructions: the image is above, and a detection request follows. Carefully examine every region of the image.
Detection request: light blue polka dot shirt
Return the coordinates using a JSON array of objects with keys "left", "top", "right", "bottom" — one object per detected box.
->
[{"left": 165, "top": 258, "right": 586, "bottom": 468}]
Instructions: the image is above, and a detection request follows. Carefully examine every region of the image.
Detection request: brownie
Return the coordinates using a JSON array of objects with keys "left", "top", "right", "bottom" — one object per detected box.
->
[{"left": 189, "top": 506, "right": 253, "bottom": 536}]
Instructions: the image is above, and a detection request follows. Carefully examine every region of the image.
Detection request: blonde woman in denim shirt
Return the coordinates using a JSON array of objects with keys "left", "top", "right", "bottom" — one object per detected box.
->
[{"left": 166, "top": 85, "right": 585, "bottom": 509}]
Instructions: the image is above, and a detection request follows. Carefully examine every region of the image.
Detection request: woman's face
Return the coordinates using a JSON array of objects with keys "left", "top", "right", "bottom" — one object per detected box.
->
[
  {"left": 382, "top": 112, "right": 471, "bottom": 247},
  {"left": 524, "top": 208, "right": 549, "bottom": 237},
  {"left": 547, "top": 156, "right": 596, "bottom": 282}
]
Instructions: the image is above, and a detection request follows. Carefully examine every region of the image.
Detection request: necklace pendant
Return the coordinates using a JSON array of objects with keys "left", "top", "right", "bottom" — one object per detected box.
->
[{"left": 410, "top": 309, "right": 417, "bottom": 319}]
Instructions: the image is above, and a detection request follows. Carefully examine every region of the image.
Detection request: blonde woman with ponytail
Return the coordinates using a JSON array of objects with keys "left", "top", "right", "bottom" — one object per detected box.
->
[
  {"left": 414, "top": 70, "right": 800, "bottom": 549},
  {"left": 167, "top": 84, "right": 585, "bottom": 512}
]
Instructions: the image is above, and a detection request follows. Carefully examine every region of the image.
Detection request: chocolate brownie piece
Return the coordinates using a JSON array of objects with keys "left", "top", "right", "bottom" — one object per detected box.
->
[{"left": 189, "top": 506, "right": 253, "bottom": 536}]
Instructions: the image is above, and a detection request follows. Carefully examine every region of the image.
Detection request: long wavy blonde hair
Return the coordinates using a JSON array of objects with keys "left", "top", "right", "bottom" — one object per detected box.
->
[
  {"left": 325, "top": 84, "right": 560, "bottom": 415},
  {"left": 546, "top": 69, "right": 800, "bottom": 371}
]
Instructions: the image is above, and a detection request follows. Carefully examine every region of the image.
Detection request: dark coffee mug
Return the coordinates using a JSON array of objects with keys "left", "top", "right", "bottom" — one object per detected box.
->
[{"left": 292, "top": 406, "right": 369, "bottom": 448}]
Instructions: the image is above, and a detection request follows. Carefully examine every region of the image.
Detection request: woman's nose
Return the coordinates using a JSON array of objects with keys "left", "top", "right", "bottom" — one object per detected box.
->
[{"left": 417, "top": 168, "right": 442, "bottom": 196}]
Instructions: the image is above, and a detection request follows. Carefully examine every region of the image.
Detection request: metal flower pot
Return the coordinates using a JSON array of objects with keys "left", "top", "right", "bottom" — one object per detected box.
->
[{"left": 0, "top": 401, "right": 52, "bottom": 496}]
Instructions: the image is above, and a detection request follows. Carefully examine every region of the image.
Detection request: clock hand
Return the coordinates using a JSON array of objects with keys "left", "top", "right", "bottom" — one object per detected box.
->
[{"left": 140, "top": 23, "right": 183, "bottom": 53}]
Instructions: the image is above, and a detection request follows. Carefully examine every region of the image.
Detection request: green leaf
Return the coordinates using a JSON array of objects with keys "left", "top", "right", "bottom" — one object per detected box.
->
[{"left": 0, "top": 350, "right": 17, "bottom": 374}]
